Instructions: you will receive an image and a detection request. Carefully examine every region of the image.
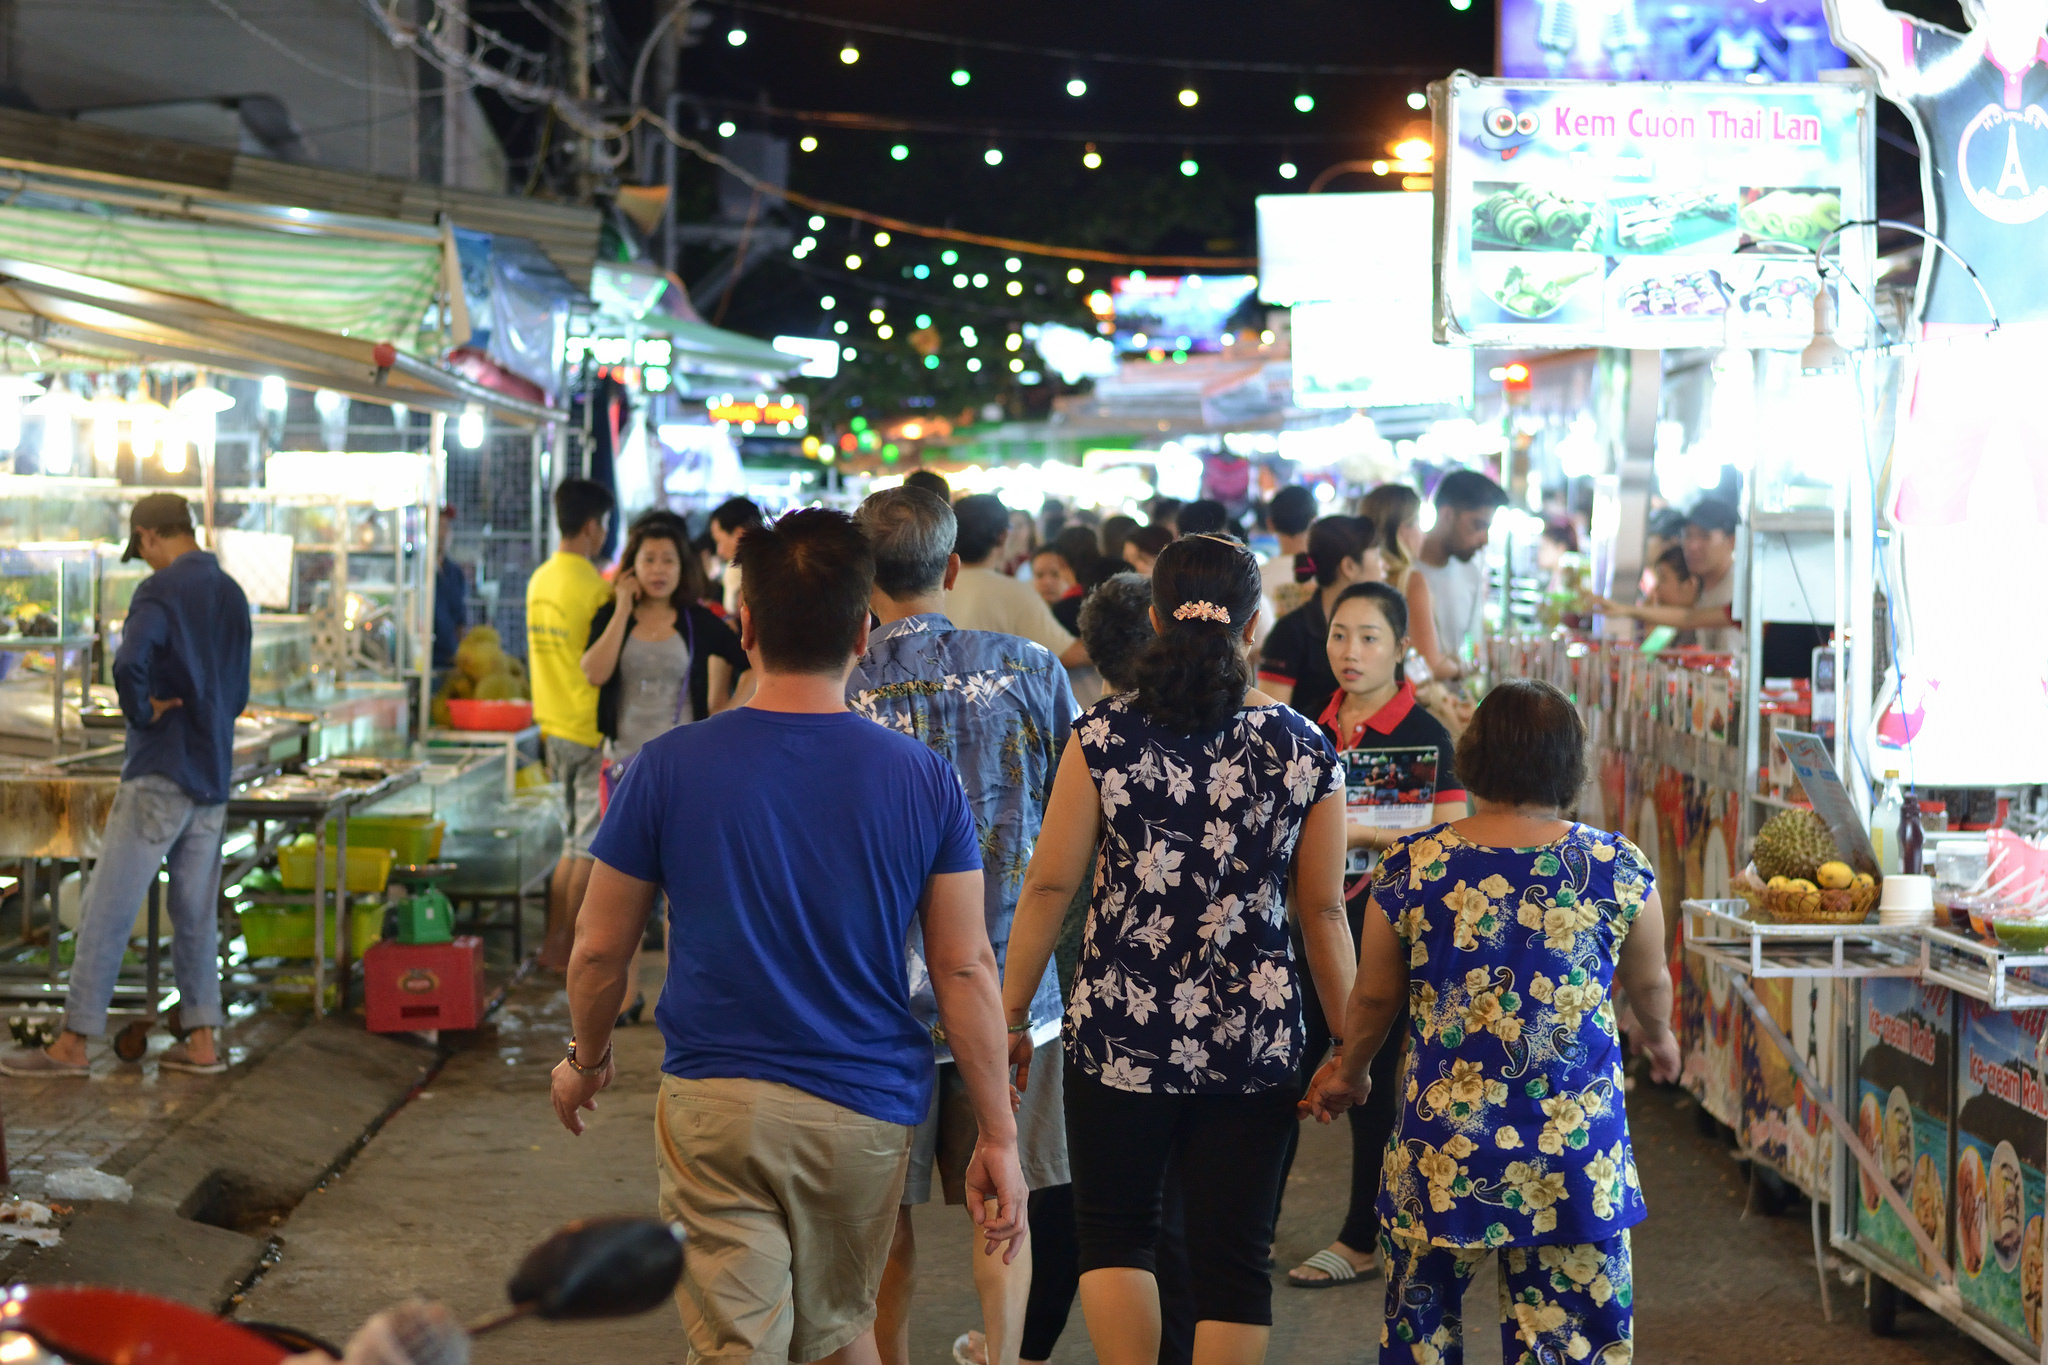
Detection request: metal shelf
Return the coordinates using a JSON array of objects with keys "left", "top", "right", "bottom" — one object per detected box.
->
[
  {"left": 1919, "top": 926, "right": 2048, "bottom": 1010},
  {"left": 1681, "top": 898, "right": 1924, "bottom": 979}
]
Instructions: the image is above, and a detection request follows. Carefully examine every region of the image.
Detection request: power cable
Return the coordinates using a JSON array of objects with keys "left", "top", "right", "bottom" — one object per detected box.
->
[
  {"left": 720, "top": 0, "right": 1442, "bottom": 76},
  {"left": 202, "top": 0, "right": 418, "bottom": 95},
  {"left": 687, "top": 96, "right": 1364, "bottom": 145}
]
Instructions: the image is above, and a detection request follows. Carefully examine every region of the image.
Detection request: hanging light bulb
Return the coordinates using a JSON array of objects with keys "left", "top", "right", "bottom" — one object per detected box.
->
[
  {"left": 839, "top": 38, "right": 860, "bottom": 64},
  {"left": 1180, "top": 156, "right": 1200, "bottom": 177},
  {"left": 950, "top": 66, "right": 971, "bottom": 86},
  {"left": 1082, "top": 143, "right": 1102, "bottom": 170},
  {"left": 1177, "top": 86, "right": 1199, "bottom": 108},
  {"left": 1066, "top": 267, "right": 1085, "bottom": 284},
  {"left": 458, "top": 403, "right": 486, "bottom": 450},
  {"left": 1279, "top": 161, "right": 1299, "bottom": 179},
  {"left": 261, "top": 375, "right": 288, "bottom": 411},
  {"left": 1067, "top": 75, "right": 1087, "bottom": 97},
  {"left": 1407, "top": 91, "right": 1428, "bottom": 110},
  {"left": 873, "top": 230, "right": 891, "bottom": 246},
  {"left": 889, "top": 144, "right": 908, "bottom": 161},
  {"left": 717, "top": 120, "right": 737, "bottom": 138},
  {"left": 128, "top": 398, "right": 168, "bottom": 463},
  {"left": 726, "top": 25, "right": 747, "bottom": 46},
  {"left": 91, "top": 397, "right": 120, "bottom": 465},
  {"left": 0, "top": 375, "right": 44, "bottom": 454},
  {"left": 984, "top": 146, "right": 1003, "bottom": 166},
  {"left": 29, "top": 382, "right": 76, "bottom": 475},
  {"left": 171, "top": 376, "right": 233, "bottom": 478},
  {"left": 800, "top": 136, "right": 818, "bottom": 152},
  {"left": 1294, "top": 91, "right": 1316, "bottom": 114}
]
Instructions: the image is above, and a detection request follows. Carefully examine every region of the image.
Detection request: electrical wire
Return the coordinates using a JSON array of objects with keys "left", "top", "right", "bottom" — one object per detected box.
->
[
  {"left": 719, "top": 0, "right": 1444, "bottom": 76},
  {"left": 686, "top": 96, "right": 1362, "bottom": 145},
  {"left": 201, "top": 0, "right": 417, "bottom": 95}
]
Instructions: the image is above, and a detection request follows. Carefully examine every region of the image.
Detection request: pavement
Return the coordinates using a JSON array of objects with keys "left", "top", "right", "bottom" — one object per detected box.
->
[{"left": 224, "top": 957, "right": 2005, "bottom": 1364}]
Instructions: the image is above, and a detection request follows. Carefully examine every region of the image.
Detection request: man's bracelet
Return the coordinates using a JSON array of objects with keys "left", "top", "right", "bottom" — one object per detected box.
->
[
  {"left": 565, "top": 1038, "right": 612, "bottom": 1074},
  {"left": 1007, "top": 1021, "right": 1031, "bottom": 1035}
]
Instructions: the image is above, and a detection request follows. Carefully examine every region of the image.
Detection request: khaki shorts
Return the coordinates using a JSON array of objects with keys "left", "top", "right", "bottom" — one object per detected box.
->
[
  {"left": 904, "top": 1048, "right": 1070, "bottom": 1206},
  {"left": 656, "top": 1075, "right": 912, "bottom": 1364},
  {"left": 545, "top": 735, "right": 604, "bottom": 858}
]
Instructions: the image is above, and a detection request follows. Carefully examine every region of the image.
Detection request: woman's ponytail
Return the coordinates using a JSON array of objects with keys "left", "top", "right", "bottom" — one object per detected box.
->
[{"left": 1132, "top": 534, "right": 1264, "bottom": 735}]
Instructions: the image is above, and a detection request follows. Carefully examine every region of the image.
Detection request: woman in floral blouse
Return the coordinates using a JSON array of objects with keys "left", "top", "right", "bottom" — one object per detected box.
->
[
  {"left": 1002, "top": 533, "right": 1355, "bottom": 1365},
  {"left": 1308, "top": 677, "right": 1679, "bottom": 1365}
]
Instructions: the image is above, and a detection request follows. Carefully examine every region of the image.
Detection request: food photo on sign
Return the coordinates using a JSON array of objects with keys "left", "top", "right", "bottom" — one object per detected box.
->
[{"left": 1954, "top": 998, "right": 2048, "bottom": 1347}]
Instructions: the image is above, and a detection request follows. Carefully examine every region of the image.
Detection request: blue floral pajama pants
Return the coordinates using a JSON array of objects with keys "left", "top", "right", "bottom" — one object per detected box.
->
[{"left": 1379, "top": 1229, "right": 1634, "bottom": 1365}]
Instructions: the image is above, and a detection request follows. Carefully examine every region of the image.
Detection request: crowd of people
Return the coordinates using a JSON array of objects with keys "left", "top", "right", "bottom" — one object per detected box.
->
[{"left": 525, "top": 467, "right": 1681, "bottom": 1365}]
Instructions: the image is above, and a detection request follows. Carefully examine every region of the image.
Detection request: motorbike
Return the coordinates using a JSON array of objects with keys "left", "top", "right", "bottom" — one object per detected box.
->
[{"left": 0, "top": 1214, "right": 684, "bottom": 1364}]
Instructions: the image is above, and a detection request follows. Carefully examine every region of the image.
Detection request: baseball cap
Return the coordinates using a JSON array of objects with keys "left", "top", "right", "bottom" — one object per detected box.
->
[
  {"left": 122, "top": 492, "right": 194, "bottom": 562},
  {"left": 1683, "top": 499, "right": 1740, "bottom": 536}
]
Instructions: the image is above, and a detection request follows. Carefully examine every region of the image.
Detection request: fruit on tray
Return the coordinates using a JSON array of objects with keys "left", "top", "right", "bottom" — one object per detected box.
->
[
  {"left": 1767, "top": 875, "right": 1791, "bottom": 891},
  {"left": 433, "top": 625, "right": 530, "bottom": 727},
  {"left": 1856, "top": 872, "right": 1876, "bottom": 888},
  {"left": 1752, "top": 807, "right": 1838, "bottom": 883},
  {"left": 1817, "top": 861, "right": 1854, "bottom": 890},
  {"left": 1786, "top": 878, "right": 1818, "bottom": 894}
]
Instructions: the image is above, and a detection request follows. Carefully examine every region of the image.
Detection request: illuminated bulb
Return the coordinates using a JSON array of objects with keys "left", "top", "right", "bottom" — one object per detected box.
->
[
  {"left": 1407, "top": 91, "right": 1428, "bottom": 110},
  {"left": 839, "top": 42, "right": 860, "bottom": 64},
  {"left": 1005, "top": 280, "right": 1022, "bottom": 296},
  {"left": 941, "top": 249, "right": 959, "bottom": 265},
  {"left": 261, "top": 375, "right": 288, "bottom": 410},
  {"left": 1067, "top": 77, "right": 1087, "bottom": 97},
  {"left": 869, "top": 308, "right": 886, "bottom": 323},
  {"left": 874, "top": 230, "right": 891, "bottom": 246},
  {"left": 967, "top": 358, "right": 982, "bottom": 372},
  {"left": 92, "top": 401, "right": 118, "bottom": 463},
  {"left": 1395, "top": 138, "right": 1433, "bottom": 161},
  {"left": 1260, "top": 329, "right": 1276, "bottom": 343},
  {"left": 809, "top": 215, "right": 827, "bottom": 230},
  {"left": 1279, "top": 161, "right": 1298, "bottom": 179},
  {"left": 1006, "top": 333, "right": 1023, "bottom": 351},
  {"left": 129, "top": 400, "right": 167, "bottom": 462},
  {"left": 952, "top": 274, "right": 968, "bottom": 288},
  {"left": 951, "top": 67, "right": 970, "bottom": 86},
  {"left": 1373, "top": 159, "right": 1390, "bottom": 175},
  {"left": 1180, "top": 158, "right": 1199, "bottom": 176},
  {"left": 834, "top": 320, "right": 849, "bottom": 334},
  {"left": 1178, "top": 88, "right": 1199, "bottom": 107},
  {"left": 890, "top": 143, "right": 908, "bottom": 161},
  {"left": 717, "top": 120, "right": 737, "bottom": 138},
  {"left": 726, "top": 27, "right": 746, "bottom": 45},
  {"left": 1082, "top": 146, "right": 1102, "bottom": 169},
  {"left": 972, "top": 273, "right": 989, "bottom": 287},
  {"left": 877, "top": 324, "right": 894, "bottom": 339},
  {"left": 842, "top": 346, "right": 857, "bottom": 360},
  {"left": 1450, "top": 0, "right": 1471, "bottom": 9},
  {"left": 984, "top": 147, "right": 1003, "bottom": 166},
  {"left": 924, "top": 355, "right": 940, "bottom": 369},
  {"left": 845, "top": 253, "right": 863, "bottom": 270},
  {"left": 800, "top": 136, "right": 818, "bottom": 152},
  {"left": 1294, "top": 92, "right": 1315, "bottom": 113},
  {"left": 913, "top": 264, "right": 929, "bottom": 278},
  {"left": 458, "top": 404, "right": 485, "bottom": 449},
  {"left": 1066, "top": 267, "right": 1084, "bottom": 284},
  {"left": 1009, "top": 357, "right": 1025, "bottom": 372},
  {"left": 820, "top": 295, "right": 837, "bottom": 308},
  {"left": 915, "top": 313, "right": 932, "bottom": 327}
]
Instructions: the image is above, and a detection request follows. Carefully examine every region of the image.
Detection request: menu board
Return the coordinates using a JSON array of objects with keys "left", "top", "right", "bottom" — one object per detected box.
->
[
  {"left": 1955, "top": 998, "right": 2048, "bottom": 1347},
  {"left": 1852, "top": 978, "right": 1955, "bottom": 1281},
  {"left": 1432, "top": 75, "right": 1874, "bottom": 349}
]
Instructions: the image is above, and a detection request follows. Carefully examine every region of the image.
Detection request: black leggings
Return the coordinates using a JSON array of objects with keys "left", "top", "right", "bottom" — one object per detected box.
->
[
  {"left": 1064, "top": 1056, "right": 1301, "bottom": 1327},
  {"left": 1284, "top": 887, "right": 1410, "bottom": 1252},
  {"left": 1021, "top": 1182, "right": 1196, "bottom": 1365}
]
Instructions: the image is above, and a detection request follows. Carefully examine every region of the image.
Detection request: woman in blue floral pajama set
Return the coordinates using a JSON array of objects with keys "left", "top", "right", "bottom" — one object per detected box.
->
[{"left": 1307, "top": 678, "right": 1681, "bottom": 1365}]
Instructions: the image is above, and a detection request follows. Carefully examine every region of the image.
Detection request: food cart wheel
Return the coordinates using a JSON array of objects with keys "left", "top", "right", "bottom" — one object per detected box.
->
[
  {"left": 1867, "top": 1274, "right": 1900, "bottom": 1336},
  {"left": 111, "top": 1019, "right": 152, "bottom": 1063}
]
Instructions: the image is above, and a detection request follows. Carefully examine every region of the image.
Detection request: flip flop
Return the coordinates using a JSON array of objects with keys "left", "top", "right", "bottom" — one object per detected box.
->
[
  {"left": 158, "top": 1041, "right": 227, "bottom": 1075},
  {"left": 1287, "top": 1248, "right": 1372, "bottom": 1288}
]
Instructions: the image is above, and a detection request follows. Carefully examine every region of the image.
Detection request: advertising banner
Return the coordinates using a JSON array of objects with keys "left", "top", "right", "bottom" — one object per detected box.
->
[
  {"left": 1955, "top": 998, "right": 2048, "bottom": 1348},
  {"left": 1431, "top": 74, "right": 1875, "bottom": 349},
  {"left": 1852, "top": 978, "right": 1955, "bottom": 1281},
  {"left": 1498, "top": 0, "right": 1848, "bottom": 84},
  {"left": 1740, "top": 976, "right": 1836, "bottom": 1198}
]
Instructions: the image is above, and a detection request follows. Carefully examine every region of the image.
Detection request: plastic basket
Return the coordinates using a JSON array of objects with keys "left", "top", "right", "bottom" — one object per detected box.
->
[
  {"left": 277, "top": 843, "right": 394, "bottom": 893},
  {"left": 323, "top": 816, "right": 445, "bottom": 864},
  {"left": 240, "top": 899, "right": 385, "bottom": 958}
]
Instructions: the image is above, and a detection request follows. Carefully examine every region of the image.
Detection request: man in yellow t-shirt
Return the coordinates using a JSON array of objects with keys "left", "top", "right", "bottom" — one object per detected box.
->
[{"left": 527, "top": 477, "right": 615, "bottom": 971}]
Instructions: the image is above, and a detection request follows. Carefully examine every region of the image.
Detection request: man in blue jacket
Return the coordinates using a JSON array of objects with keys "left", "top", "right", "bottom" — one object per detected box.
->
[{"left": 2, "top": 493, "right": 251, "bottom": 1077}]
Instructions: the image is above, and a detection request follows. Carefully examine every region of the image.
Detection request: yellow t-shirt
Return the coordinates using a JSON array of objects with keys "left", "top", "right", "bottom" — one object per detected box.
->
[{"left": 526, "top": 550, "right": 611, "bottom": 747}]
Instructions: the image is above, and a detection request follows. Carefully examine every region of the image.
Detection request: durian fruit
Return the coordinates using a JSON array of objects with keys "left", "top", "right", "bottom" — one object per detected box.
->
[
  {"left": 1817, "top": 861, "right": 1854, "bottom": 890},
  {"left": 1753, "top": 808, "right": 1838, "bottom": 883}
]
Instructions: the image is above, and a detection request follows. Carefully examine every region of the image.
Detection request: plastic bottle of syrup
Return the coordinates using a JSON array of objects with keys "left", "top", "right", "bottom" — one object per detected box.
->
[
  {"left": 1899, "top": 790, "right": 1925, "bottom": 876},
  {"left": 1872, "top": 770, "right": 1904, "bottom": 877}
]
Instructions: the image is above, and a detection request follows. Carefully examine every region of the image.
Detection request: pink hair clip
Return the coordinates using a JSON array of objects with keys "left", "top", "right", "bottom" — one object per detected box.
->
[{"left": 1171, "top": 600, "right": 1232, "bottom": 624}]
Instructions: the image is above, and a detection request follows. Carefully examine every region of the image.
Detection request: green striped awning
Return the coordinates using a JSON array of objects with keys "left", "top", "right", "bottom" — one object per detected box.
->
[{"left": 0, "top": 202, "right": 441, "bottom": 348}]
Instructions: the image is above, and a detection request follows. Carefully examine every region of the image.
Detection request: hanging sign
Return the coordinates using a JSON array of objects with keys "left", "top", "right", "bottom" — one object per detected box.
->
[{"left": 1431, "top": 73, "right": 1875, "bottom": 349}]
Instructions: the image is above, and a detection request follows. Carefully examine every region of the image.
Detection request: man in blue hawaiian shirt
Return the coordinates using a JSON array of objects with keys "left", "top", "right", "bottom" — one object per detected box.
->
[{"left": 851, "top": 486, "right": 1078, "bottom": 1365}]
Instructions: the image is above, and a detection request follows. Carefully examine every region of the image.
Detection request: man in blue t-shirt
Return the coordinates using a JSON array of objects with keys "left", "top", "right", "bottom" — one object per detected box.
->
[{"left": 552, "top": 507, "right": 1025, "bottom": 1365}]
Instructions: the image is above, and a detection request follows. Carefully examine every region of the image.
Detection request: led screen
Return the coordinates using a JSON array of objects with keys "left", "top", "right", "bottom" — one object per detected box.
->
[{"left": 1498, "top": 0, "right": 1848, "bottom": 83}]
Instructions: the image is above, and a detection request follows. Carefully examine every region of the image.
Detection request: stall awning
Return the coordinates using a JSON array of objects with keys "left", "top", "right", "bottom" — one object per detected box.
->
[
  {"left": 0, "top": 202, "right": 441, "bottom": 350},
  {"left": 0, "top": 257, "right": 559, "bottom": 423}
]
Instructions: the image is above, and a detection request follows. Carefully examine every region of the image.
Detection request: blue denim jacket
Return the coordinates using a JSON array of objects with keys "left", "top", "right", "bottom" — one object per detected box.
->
[
  {"left": 115, "top": 551, "right": 252, "bottom": 804},
  {"left": 848, "top": 613, "right": 1077, "bottom": 1059}
]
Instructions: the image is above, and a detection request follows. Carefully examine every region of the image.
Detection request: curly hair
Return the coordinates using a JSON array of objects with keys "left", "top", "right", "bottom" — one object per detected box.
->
[{"left": 1132, "top": 534, "right": 1262, "bottom": 734}]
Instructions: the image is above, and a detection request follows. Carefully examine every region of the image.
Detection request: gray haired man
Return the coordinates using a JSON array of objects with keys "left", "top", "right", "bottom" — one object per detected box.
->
[{"left": 847, "top": 487, "right": 1077, "bottom": 1365}]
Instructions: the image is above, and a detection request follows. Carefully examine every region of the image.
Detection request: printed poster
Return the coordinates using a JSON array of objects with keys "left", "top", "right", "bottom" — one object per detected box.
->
[
  {"left": 1955, "top": 998, "right": 2048, "bottom": 1348},
  {"left": 1343, "top": 745, "right": 1439, "bottom": 876},
  {"left": 1741, "top": 975, "right": 1837, "bottom": 1198},
  {"left": 1853, "top": 978, "right": 1956, "bottom": 1281}
]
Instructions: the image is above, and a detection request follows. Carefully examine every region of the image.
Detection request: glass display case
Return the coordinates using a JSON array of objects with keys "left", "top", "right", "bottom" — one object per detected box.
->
[
  {"left": 0, "top": 543, "right": 95, "bottom": 643},
  {"left": 0, "top": 475, "right": 125, "bottom": 545}
]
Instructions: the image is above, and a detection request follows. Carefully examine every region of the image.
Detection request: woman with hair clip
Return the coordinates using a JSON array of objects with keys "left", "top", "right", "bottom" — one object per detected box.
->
[
  {"left": 580, "top": 513, "right": 752, "bottom": 1022},
  {"left": 1357, "top": 484, "right": 1460, "bottom": 683},
  {"left": 999, "top": 534, "right": 1355, "bottom": 1365},
  {"left": 1282, "top": 581, "right": 1469, "bottom": 1290},
  {"left": 1256, "top": 515, "right": 1383, "bottom": 724}
]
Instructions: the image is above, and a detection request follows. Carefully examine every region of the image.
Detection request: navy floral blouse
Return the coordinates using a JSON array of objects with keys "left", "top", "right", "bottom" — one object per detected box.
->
[
  {"left": 1371, "top": 823, "right": 1653, "bottom": 1249},
  {"left": 1066, "top": 694, "right": 1343, "bottom": 1094}
]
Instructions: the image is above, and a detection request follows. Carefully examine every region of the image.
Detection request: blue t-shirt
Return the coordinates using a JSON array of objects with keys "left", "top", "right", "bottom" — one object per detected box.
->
[{"left": 589, "top": 706, "right": 982, "bottom": 1125}]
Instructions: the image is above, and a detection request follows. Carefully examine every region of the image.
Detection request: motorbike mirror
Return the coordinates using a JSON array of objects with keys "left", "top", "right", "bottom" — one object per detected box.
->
[{"left": 504, "top": 1216, "right": 684, "bottom": 1321}]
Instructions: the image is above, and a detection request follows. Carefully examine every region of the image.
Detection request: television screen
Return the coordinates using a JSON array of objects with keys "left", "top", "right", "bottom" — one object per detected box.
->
[
  {"left": 1109, "top": 274, "right": 1260, "bottom": 353},
  {"left": 1497, "top": 0, "right": 1848, "bottom": 83}
]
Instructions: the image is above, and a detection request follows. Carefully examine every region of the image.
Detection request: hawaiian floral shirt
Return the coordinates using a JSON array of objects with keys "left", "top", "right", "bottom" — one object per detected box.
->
[
  {"left": 1371, "top": 823, "right": 1652, "bottom": 1249},
  {"left": 848, "top": 614, "right": 1076, "bottom": 1059},
  {"left": 1067, "top": 694, "right": 1343, "bottom": 1094}
]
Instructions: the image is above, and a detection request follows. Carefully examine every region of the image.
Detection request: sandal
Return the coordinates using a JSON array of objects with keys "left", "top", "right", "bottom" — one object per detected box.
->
[
  {"left": 1287, "top": 1247, "right": 1373, "bottom": 1288},
  {"left": 952, "top": 1330, "right": 987, "bottom": 1365}
]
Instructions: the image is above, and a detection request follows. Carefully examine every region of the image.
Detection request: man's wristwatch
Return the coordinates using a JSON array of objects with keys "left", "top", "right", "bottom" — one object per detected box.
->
[{"left": 565, "top": 1038, "right": 612, "bottom": 1074}]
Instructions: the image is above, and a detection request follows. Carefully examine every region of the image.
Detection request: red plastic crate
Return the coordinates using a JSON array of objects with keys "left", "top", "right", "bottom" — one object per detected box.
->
[{"left": 363, "top": 937, "right": 486, "bottom": 1033}]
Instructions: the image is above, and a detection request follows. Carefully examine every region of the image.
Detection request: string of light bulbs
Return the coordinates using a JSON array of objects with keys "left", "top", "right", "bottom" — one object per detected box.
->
[{"left": 692, "top": 95, "right": 1365, "bottom": 145}]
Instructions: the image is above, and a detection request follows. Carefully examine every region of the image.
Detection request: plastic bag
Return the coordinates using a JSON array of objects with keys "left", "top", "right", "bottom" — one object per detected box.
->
[{"left": 44, "top": 1167, "right": 132, "bottom": 1202}]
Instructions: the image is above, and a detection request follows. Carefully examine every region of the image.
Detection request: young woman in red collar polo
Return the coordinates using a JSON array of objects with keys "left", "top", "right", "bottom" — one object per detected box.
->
[{"left": 1284, "top": 581, "right": 1469, "bottom": 1290}]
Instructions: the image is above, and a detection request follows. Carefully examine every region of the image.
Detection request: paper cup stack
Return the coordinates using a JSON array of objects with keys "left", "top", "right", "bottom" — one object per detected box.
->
[{"left": 1879, "top": 874, "right": 1935, "bottom": 928}]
